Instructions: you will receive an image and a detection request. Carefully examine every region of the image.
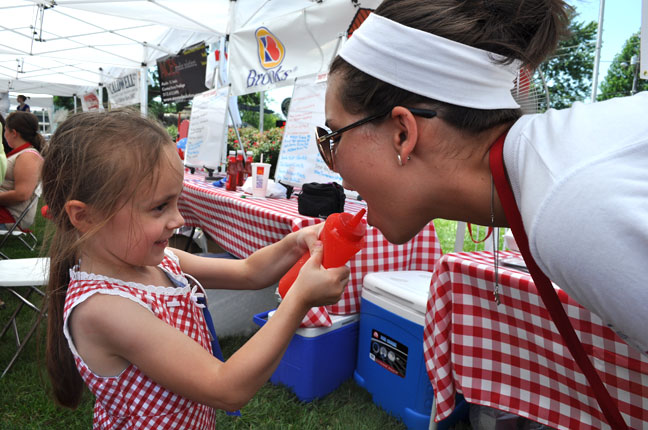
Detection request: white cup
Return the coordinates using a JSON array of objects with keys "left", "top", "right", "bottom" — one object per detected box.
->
[{"left": 251, "top": 163, "right": 271, "bottom": 197}]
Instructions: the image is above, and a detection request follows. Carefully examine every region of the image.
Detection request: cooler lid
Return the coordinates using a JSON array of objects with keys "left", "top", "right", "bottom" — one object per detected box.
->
[{"left": 362, "top": 271, "right": 433, "bottom": 314}]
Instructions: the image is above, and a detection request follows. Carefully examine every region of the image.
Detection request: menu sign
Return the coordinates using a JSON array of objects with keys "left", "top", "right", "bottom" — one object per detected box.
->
[
  {"left": 185, "top": 87, "right": 229, "bottom": 170},
  {"left": 274, "top": 79, "right": 342, "bottom": 186},
  {"left": 157, "top": 42, "right": 209, "bottom": 103}
]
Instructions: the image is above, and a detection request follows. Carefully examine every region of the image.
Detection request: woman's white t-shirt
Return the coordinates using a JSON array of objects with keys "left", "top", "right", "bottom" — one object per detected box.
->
[{"left": 503, "top": 92, "right": 648, "bottom": 355}]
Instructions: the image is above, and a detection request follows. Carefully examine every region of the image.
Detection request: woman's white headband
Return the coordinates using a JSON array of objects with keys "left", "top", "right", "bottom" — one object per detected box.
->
[{"left": 339, "top": 13, "right": 522, "bottom": 110}]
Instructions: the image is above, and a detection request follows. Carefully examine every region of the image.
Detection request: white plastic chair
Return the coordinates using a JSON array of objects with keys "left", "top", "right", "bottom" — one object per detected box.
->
[{"left": 0, "top": 257, "right": 49, "bottom": 378}]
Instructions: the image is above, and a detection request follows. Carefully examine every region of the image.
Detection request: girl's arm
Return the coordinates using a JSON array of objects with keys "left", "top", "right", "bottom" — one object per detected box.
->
[
  {"left": 172, "top": 223, "right": 323, "bottom": 290},
  {"left": 0, "top": 152, "right": 42, "bottom": 206},
  {"left": 68, "top": 242, "right": 349, "bottom": 411}
]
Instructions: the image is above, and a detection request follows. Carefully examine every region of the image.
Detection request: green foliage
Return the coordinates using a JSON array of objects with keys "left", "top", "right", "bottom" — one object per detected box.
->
[
  {"left": 538, "top": 16, "right": 597, "bottom": 110},
  {"left": 166, "top": 124, "right": 179, "bottom": 140},
  {"left": 239, "top": 110, "right": 282, "bottom": 131},
  {"left": 598, "top": 33, "right": 647, "bottom": 100},
  {"left": 227, "top": 126, "right": 284, "bottom": 178},
  {"left": 52, "top": 96, "right": 75, "bottom": 111},
  {"left": 237, "top": 92, "right": 281, "bottom": 130}
]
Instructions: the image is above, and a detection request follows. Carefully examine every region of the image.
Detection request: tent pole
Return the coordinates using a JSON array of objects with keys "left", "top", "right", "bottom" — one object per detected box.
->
[
  {"left": 73, "top": 94, "right": 77, "bottom": 113},
  {"left": 259, "top": 90, "right": 264, "bottom": 132},
  {"left": 141, "top": 43, "right": 149, "bottom": 115},
  {"left": 591, "top": 0, "right": 605, "bottom": 102},
  {"left": 99, "top": 67, "right": 105, "bottom": 109}
]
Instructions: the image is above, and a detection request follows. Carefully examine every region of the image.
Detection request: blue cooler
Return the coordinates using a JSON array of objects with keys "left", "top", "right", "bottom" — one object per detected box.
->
[
  {"left": 355, "top": 271, "right": 469, "bottom": 430},
  {"left": 253, "top": 310, "right": 359, "bottom": 402}
]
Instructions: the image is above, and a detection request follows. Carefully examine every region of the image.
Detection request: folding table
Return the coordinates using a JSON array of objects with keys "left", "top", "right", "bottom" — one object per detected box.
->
[{"left": 0, "top": 257, "right": 49, "bottom": 378}]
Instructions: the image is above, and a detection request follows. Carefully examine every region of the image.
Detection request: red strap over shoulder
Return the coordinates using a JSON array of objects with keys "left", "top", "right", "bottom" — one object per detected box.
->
[{"left": 489, "top": 133, "right": 629, "bottom": 430}]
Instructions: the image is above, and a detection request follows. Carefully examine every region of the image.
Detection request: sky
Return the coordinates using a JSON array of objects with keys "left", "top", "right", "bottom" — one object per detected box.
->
[
  {"left": 568, "top": 0, "right": 643, "bottom": 89},
  {"left": 267, "top": 0, "right": 644, "bottom": 115}
]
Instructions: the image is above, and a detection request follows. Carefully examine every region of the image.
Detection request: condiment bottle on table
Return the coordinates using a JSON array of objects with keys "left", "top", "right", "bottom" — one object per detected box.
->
[{"left": 225, "top": 151, "right": 238, "bottom": 191}]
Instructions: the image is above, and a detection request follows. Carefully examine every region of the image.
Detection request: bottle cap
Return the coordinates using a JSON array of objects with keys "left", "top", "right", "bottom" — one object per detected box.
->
[{"left": 334, "top": 209, "right": 367, "bottom": 241}]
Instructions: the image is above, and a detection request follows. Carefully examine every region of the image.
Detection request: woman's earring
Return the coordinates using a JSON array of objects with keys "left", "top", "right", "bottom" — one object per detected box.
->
[{"left": 396, "top": 154, "right": 411, "bottom": 166}]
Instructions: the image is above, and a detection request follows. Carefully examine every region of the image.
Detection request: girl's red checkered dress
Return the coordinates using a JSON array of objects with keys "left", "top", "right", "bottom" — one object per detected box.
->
[{"left": 63, "top": 250, "right": 216, "bottom": 429}]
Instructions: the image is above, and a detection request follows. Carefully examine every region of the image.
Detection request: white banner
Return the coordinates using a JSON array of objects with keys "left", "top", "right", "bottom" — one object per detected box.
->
[
  {"left": 80, "top": 91, "right": 104, "bottom": 112},
  {"left": 106, "top": 70, "right": 140, "bottom": 107},
  {"left": 228, "top": 0, "right": 380, "bottom": 95},
  {"left": 185, "top": 87, "right": 229, "bottom": 169},
  {"left": 274, "top": 78, "right": 342, "bottom": 186}
]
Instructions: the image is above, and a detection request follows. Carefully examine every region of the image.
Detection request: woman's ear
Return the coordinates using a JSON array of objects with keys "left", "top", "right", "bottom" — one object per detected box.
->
[
  {"left": 390, "top": 106, "right": 419, "bottom": 166},
  {"left": 64, "top": 200, "right": 94, "bottom": 233}
]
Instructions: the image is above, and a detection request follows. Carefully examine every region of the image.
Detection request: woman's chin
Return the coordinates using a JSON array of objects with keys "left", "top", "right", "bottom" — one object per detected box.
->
[{"left": 371, "top": 217, "right": 414, "bottom": 245}]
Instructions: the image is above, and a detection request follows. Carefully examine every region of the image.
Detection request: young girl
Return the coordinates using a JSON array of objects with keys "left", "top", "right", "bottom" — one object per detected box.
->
[{"left": 42, "top": 110, "right": 349, "bottom": 429}]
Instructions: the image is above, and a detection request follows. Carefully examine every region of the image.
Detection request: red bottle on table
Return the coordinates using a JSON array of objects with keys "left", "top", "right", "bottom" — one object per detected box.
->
[
  {"left": 278, "top": 208, "right": 367, "bottom": 298},
  {"left": 226, "top": 151, "right": 238, "bottom": 191},
  {"left": 244, "top": 151, "right": 253, "bottom": 182},
  {"left": 236, "top": 150, "right": 245, "bottom": 186}
]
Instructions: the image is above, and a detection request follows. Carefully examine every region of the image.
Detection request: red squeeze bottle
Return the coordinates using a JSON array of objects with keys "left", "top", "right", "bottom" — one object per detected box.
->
[
  {"left": 244, "top": 151, "right": 253, "bottom": 182},
  {"left": 225, "top": 151, "right": 238, "bottom": 191},
  {"left": 278, "top": 208, "right": 367, "bottom": 298},
  {"left": 236, "top": 150, "right": 245, "bottom": 186}
]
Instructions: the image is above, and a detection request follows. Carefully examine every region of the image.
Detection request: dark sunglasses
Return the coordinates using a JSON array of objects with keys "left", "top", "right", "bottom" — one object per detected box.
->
[{"left": 315, "top": 107, "right": 437, "bottom": 171}]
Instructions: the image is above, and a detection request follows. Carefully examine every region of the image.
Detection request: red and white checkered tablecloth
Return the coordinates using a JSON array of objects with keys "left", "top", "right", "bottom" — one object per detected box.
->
[
  {"left": 423, "top": 251, "right": 648, "bottom": 430},
  {"left": 179, "top": 172, "right": 442, "bottom": 327}
]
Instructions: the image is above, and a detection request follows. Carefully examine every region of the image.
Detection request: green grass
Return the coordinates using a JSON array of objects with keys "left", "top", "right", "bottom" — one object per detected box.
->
[
  {"left": 433, "top": 219, "right": 506, "bottom": 255},
  {"left": 1, "top": 205, "right": 478, "bottom": 429}
]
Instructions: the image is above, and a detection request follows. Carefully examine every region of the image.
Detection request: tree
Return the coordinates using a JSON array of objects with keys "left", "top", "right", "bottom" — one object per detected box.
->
[
  {"left": 53, "top": 96, "right": 75, "bottom": 111},
  {"left": 598, "top": 32, "right": 647, "bottom": 101},
  {"left": 537, "top": 15, "right": 597, "bottom": 111},
  {"left": 237, "top": 92, "right": 281, "bottom": 130}
]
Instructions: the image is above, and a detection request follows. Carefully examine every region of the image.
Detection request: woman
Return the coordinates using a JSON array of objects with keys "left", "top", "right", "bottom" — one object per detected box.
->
[
  {"left": 320, "top": 0, "right": 647, "bottom": 357},
  {"left": 0, "top": 112, "right": 11, "bottom": 155},
  {"left": 0, "top": 111, "right": 44, "bottom": 230},
  {"left": 16, "top": 95, "right": 31, "bottom": 113},
  {"left": 0, "top": 114, "right": 7, "bottom": 180}
]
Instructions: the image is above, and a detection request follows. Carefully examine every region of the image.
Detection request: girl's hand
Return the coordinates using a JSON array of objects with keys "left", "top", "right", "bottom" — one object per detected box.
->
[
  {"left": 293, "top": 223, "right": 324, "bottom": 254},
  {"left": 286, "top": 240, "right": 349, "bottom": 309}
]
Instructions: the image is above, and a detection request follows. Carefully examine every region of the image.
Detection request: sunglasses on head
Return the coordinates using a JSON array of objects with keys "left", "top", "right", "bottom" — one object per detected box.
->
[{"left": 314, "top": 106, "right": 437, "bottom": 171}]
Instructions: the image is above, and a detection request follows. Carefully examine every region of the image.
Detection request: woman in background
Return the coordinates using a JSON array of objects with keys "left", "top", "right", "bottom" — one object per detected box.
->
[
  {"left": 0, "top": 111, "right": 44, "bottom": 230},
  {"left": 16, "top": 95, "right": 31, "bottom": 113}
]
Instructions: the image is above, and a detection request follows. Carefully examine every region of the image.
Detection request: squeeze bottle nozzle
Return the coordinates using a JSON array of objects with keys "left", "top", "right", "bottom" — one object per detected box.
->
[{"left": 278, "top": 208, "right": 367, "bottom": 298}]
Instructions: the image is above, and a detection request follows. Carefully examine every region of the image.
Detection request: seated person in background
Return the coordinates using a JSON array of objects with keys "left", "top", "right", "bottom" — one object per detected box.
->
[
  {"left": 0, "top": 111, "right": 44, "bottom": 230},
  {"left": 16, "top": 95, "right": 31, "bottom": 113},
  {"left": 0, "top": 116, "right": 7, "bottom": 181},
  {"left": 1, "top": 112, "right": 11, "bottom": 155}
]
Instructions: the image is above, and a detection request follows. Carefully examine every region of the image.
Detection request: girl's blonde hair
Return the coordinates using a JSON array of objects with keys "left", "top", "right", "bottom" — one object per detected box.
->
[{"left": 41, "top": 109, "right": 174, "bottom": 408}]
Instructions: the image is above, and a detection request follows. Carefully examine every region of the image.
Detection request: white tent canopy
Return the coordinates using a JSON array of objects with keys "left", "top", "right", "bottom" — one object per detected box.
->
[
  {"left": 0, "top": 0, "right": 379, "bottom": 98},
  {"left": 0, "top": 0, "right": 229, "bottom": 96}
]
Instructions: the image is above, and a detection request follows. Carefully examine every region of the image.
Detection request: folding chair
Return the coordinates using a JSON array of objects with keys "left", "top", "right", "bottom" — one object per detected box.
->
[
  {"left": 0, "top": 257, "right": 49, "bottom": 378},
  {"left": 0, "top": 184, "right": 42, "bottom": 259}
]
